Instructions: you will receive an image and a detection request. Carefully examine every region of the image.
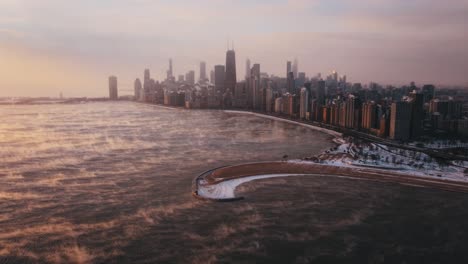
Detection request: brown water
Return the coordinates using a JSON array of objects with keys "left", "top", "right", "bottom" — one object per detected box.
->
[{"left": 1, "top": 102, "right": 467, "bottom": 263}]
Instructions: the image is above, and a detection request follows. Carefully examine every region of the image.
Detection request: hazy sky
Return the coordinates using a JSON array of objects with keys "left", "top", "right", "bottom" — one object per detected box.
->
[{"left": 1, "top": 0, "right": 467, "bottom": 97}]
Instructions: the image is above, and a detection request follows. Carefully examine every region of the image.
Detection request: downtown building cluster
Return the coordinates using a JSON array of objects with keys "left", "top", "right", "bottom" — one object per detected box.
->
[{"left": 110, "top": 48, "right": 468, "bottom": 141}]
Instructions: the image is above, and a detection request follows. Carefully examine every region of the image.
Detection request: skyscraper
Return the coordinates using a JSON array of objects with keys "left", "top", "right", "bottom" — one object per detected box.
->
[
  {"left": 362, "top": 101, "right": 377, "bottom": 130},
  {"left": 409, "top": 91, "right": 424, "bottom": 139},
  {"left": 167, "top": 59, "right": 173, "bottom": 80},
  {"left": 178, "top": 75, "right": 185, "bottom": 82},
  {"left": 214, "top": 65, "right": 226, "bottom": 93},
  {"left": 210, "top": 70, "right": 215, "bottom": 84},
  {"left": 250, "top": 64, "right": 261, "bottom": 110},
  {"left": 144, "top": 69, "right": 150, "bottom": 85},
  {"left": 225, "top": 49, "right": 237, "bottom": 95},
  {"left": 287, "top": 72, "right": 295, "bottom": 94},
  {"left": 390, "top": 101, "right": 412, "bottom": 141},
  {"left": 297, "top": 72, "right": 306, "bottom": 88},
  {"left": 143, "top": 69, "right": 151, "bottom": 101},
  {"left": 317, "top": 80, "right": 326, "bottom": 105},
  {"left": 108, "top": 76, "right": 118, "bottom": 100},
  {"left": 286, "top": 61, "right": 292, "bottom": 78},
  {"left": 422, "top": 84, "right": 435, "bottom": 103},
  {"left": 292, "top": 58, "right": 298, "bottom": 79},
  {"left": 134, "top": 78, "right": 142, "bottom": 101},
  {"left": 199, "top": 61, "right": 207, "bottom": 82},
  {"left": 245, "top": 58, "right": 251, "bottom": 79},
  {"left": 300, "top": 87, "right": 309, "bottom": 119},
  {"left": 186, "top": 70, "right": 195, "bottom": 85}
]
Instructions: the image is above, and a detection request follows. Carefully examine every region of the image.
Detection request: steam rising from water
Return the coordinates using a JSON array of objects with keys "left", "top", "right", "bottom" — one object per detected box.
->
[
  {"left": 0, "top": 102, "right": 333, "bottom": 263},
  {"left": 2, "top": 102, "right": 467, "bottom": 263}
]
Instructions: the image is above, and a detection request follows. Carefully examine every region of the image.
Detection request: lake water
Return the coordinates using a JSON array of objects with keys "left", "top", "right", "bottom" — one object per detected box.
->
[{"left": 1, "top": 102, "right": 468, "bottom": 263}]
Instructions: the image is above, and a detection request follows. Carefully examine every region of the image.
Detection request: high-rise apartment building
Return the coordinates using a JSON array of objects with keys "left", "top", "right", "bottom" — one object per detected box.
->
[
  {"left": 250, "top": 64, "right": 261, "bottom": 110},
  {"left": 109, "top": 76, "right": 118, "bottom": 100},
  {"left": 292, "top": 58, "right": 298, "bottom": 79},
  {"left": 317, "top": 80, "right": 326, "bottom": 106},
  {"left": 199, "top": 62, "right": 207, "bottom": 82},
  {"left": 246, "top": 59, "right": 251, "bottom": 80},
  {"left": 409, "top": 91, "right": 424, "bottom": 139},
  {"left": 362, "top": 101, "right": 377, "bottom": 130},
  {"left": 167, "top": 59, "right": 173, "bottom": 80},
  {"left": 300, "top": 87, "right": 309, "bottom": 119},
  {"left": 186, "top": 70, "right": 195, "bottom": 85},
  {"left": 134, "top": 78, "right": 142, "bottom": 101},
  {"left": 390, "top": 101, "right": 412, "bottom": 140},
  {"left": 287, "top": 72, "right": 295, "bottom": 94},
  {"left": 214, "top": 65, "right": 226, "bottom": 94}
]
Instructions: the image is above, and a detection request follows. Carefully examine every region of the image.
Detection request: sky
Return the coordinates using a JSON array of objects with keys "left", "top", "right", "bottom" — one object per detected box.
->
[{"left": 0, "top": 0, "right": 467, "bottom": 97}]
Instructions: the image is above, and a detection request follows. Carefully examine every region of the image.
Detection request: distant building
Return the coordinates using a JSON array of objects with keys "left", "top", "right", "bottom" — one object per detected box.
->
[
  {"left": 234, "top": 81, "right": 248, "bottom": 109},
  {"left": 185, "top": 70, "right": 195, "bottom": 85},
  {"left": 275, "top": 97, "right": 283, "bottom": 114},
  {"left": 143, "top": 69, "right": 151, "bottom": 101},
  {"left": 422, "top": 84, "right": 435, "bottom": 103},
  {"left": 210, "top": 70, "right": 215, "bottom": 84},
  {"left": 409, "top": 91, "right": 424, "bottom": 139},
  {"left": 299, "top": 87, "right": 309, "bottom": 119},
  {"left": 322, "top": 106, "right": 331, "bottom": 124},
  {"left": 379, "top": 114, "right": 390, "bottom": 138},
  {"left": 134, "top": 78, "right": 142, "bottom": 101},
  {"left": 292, "top": 58, "right": 298, "bottom": 79},
  {"left": 265, "top": 87, "right": 275, "bottom": 113},
  {"left": 345, "top": 96, "right": 361, "bottom": 129},
  {"left": 287, "top": 72, "right": 295, "bottom": 94},
  {"left": 330, "top": 102, "right": 341, "bottom": 126},
  {"left": 199, "top": 61, "right": 207, "bottom": 82},
  {"left": 167, "top": 59, "right": 173, "bottom": 80},
  {"left": 144, "top": 69, "right": 150, "bottom": 84},
  {"left": 362, "top": 101, "right": 377, "bottom": 130},
  {"left": 286, "top": 61, "right": 292, "bottom": 78},
  {"left": 214, "top": 65, "right": 225, "bottom": 94},
  {"left": 109, "top": 76, "right": 118, "bottom": 100},
  {"left": 245, "top": 59, "right": 251, "bottom": 80},
  {"left": 390, "top": 101, "right": 412, "bottom": 141},
  {"left": 178, "top": 75, "right": 185, "bottom": 82},
  {"left": 285, "top": 94, "right": 298, "bottom": 117},
  {"left": 297, "top": 72, "right": 306, "bottom": 89},
  {"left": 250, "top": 64, "right": 261, "bottom": 110},
  {"left": 317, "top": 80, "right": 326, "bottom": 105},
  {"left": 225, "top": 49, "right": 237, "bottom": 95}
]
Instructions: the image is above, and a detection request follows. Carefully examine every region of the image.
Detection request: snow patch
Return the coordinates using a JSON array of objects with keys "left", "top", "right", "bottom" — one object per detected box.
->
[{"left": 197, "top": 174, "right": 307, "bottom": 199}]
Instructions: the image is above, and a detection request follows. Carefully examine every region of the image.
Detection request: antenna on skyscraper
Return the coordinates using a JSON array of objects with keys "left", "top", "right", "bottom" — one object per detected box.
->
[{"left": 232, "top": 40, "right": 234, "bottom": 50}]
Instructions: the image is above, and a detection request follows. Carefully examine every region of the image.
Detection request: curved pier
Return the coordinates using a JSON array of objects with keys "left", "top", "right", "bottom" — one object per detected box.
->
[{"left": 193, "top": 161, "right": 468, "bottom": 201}]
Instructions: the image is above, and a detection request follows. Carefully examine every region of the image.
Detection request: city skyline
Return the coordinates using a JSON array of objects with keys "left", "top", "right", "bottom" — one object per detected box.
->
[{"left": 1, "top": 0, "right": 468, "bottom": 97}]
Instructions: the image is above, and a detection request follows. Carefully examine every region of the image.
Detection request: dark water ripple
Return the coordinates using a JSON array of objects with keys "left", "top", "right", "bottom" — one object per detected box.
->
[{"left": 1, "top": 102, "right": 468, "bottom": 263}]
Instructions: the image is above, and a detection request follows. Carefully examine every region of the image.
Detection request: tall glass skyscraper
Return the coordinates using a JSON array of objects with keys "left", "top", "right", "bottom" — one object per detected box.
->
[{"left": 225, "top": 49, "right": 237, "bottom": 95}]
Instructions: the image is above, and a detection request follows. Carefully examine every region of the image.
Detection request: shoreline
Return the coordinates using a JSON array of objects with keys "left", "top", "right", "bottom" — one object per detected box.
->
[{"left": 224, "top": 110, "right": 342, "bottom": 138}]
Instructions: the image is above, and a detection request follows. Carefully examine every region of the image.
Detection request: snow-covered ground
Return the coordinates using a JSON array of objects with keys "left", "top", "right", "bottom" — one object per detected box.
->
[
  {"left": 317, "top": 138, "right": 468, "bottom": 182},
  {"left": 197, "top": 174, "right": 307, "bottom": 199}
]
